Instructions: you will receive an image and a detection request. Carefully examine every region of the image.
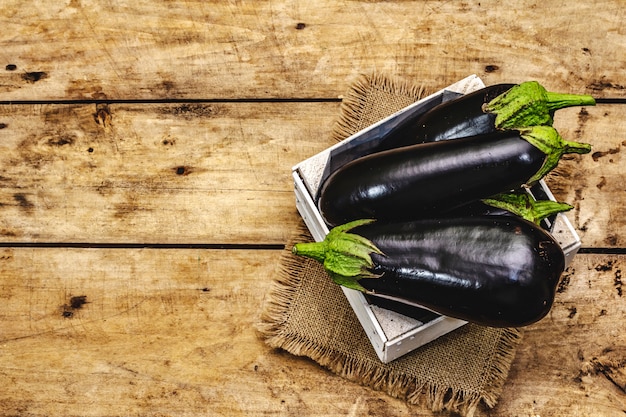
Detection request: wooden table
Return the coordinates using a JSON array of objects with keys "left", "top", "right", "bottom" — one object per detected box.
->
[{"left": 0, "top": 1, "right": 624, "bottom": 415}]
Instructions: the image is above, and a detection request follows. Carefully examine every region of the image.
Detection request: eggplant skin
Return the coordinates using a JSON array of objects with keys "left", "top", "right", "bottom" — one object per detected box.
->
[
  {"left": 354, "top": 216, "right": 565, "bottom": 327},
  {"left": 318, "top": 130, "right": 545, "bottom": 227},
  {"left": 381, "top": 83, "right": 516, "bottom": 149}
]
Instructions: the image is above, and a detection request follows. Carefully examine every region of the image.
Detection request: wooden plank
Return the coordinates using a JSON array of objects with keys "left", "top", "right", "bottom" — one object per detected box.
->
[
  {"left": 0, "top": 248, "right": 624, "bottom": 416},
  {"left": 0, "top": 247, "right": 418, "bottom": 416},
  {"left": 0, "top": 101, "right": 623, "bottom": 246},
  {"left": 0, "top": 102, "right": 340, "bottom": 244},
  {"left": 495, "top": 254, "right": 626, "bottom": 416},
  {"left": 548, "top": 104, "right": 626, "bottom": 248},
  {"left": 0, "top": 0, "right": 625, "bottom": 100}
]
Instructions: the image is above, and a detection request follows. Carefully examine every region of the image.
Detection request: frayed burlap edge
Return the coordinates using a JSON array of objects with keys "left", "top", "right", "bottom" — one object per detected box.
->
[
  {"left": 330, "top": 71, "right": 428, "bottom": 143},
  {"left": 258, "top": 223, "right": 522, "bottom": 417}
]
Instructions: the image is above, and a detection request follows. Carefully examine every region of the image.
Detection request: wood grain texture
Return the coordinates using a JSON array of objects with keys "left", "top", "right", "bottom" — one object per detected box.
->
[
  {"left": 0, "top": 1, "right": 624, "bottom": 415},
  {"left": 0, "top": 101, "right": 621, "bottom": 246},
  {"left": 548, "top": 104, "right": 626, "bottom": 248},
  {"left": 0, "top": 248, "right": 417, "bottom": 416},
  {"left": 0, "top": 102, "right": 339, "bottom": 244},
  {"left": 496, "top": 254, "right": 626, "bottom": 416},
  {"left": 0, "top": 0, "right": 624, "bottom": 100},
  {"left": 0, "top": 249, "right": 623, "bottom": 416}
]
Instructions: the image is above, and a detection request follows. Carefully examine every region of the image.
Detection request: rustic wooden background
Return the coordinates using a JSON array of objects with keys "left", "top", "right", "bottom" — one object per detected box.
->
[{"left": 0, "top": 1, "right": 624, "bottom": 416}]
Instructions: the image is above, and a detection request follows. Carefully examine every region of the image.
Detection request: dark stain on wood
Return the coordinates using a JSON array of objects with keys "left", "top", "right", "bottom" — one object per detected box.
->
[
  {"left": 567, "top": 306, "right": 577, "bottom": 318},
  {"left": 113, "top": 201, "right": 141, "bottom": 219},
  {"left": 13, "top": 193, "right": 34, "bottom": 212},
  {"left": 22, "top": 71, "right": 48, "bottom": 83},
  {"left": 592, "top": 145, "right": 620, "bottom": 162},
  {"left": 0, "top": 228, "right": 16, "bottom": 237},
  {"left": 165, "top": 104, "right": 221, "bottom": 120},
  {"left": 587, "top": 78, "right": 625, "bottom": 92},
  {"left": 574, "top": 108, "right": 592, "bottom": 138},
  {"left": 295, "top": 22, "right": 306, "bottom": 30},
  {"left": 162, "top": 137, "right": 176, "bottom": 146},
  {"left": 604, "top": 234, "right": 618, "bottom": 246},
  {"left": 174, "top": 165, "right": 192, "bottom": 176},
  {"left": 5, "top": 64, "right": 17, "bottom": 71},
  {"left": 588, "top": 353, "right": 626, "bottom": 394},
  {"left": 557, "top": 268, "right": 572, "bottom": 293},
  {"left": 70, "top": 295, "right": 88, "bottom": 309},
  {"left": 594, "top": 260, "right": 622, "bottom": 296},
  {"left": 595, "top": 260, "right": 614, "bottom": 272},
  {"left": 578, "top": 107, "right": 591, "bottom": 124},
  {"left": 94, "top": 103, "right": 112, "bottom": 128},
  {"left": 47, "top": 136, "right": 74, "bottom": 147},
  {"left": 484, "top": 64, "right": 499, "bottom": 73},
  {"left": 65, "top": 79, "right": 108, "bottom": 100},
  {"left": 161, "top": 80, "right": 176, "bottom": 92},
  {"left": 614, "top": 269, "right": 623, "bottom": 297},
  {"left": 0, "top": 123, "right": 7, "bottom": 129},
  {"left": 61, "top": 295, "right": 88, "bottom": 318}
]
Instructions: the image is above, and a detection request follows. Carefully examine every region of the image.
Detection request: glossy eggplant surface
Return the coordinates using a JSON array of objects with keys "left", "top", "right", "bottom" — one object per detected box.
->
[
  {"left": 292, "top": 217, "right": 565, "bottom": 328},
  {"left": 355, "top": 216, "right": 565, "bottom": 327},
  {"left": 318, "top": 129, "right": 546, "bottom": 227},
  {"left": 382, "top": 83, "right": 515, "bottom": 148}
]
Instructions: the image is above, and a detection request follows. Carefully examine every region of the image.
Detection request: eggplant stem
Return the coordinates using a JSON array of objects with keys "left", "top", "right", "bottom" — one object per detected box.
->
[
  {"left": 544, "top": 91, "right": 596, "bottom": 111},
  {"left": 482, "top": 192, "right": 573, "bottom": 224},
  {"left": 484, "top": 81, "right": 596, "bottom": 129},
  {"left": 291, "top": 241, "right": 327, "bottom": 264},
  {"left": 292, "top": 219, "right": 382, "bottom": 292},
  {"left": 530, "top": 200, "right": 574, "bottom": 222},
  {"left": 562, "top": 139, "right": 594, "bottom": 154},
  {"left": 518, "top": 126, "right": 591, "bottom": 184}
]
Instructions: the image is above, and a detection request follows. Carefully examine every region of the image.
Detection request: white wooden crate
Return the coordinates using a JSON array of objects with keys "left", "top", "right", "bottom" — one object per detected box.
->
[{"left": 292, "top": 75, "right": 581, "bottom": 363}]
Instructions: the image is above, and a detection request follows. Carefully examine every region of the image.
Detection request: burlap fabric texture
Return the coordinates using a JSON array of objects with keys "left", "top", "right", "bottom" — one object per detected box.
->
[{"left": 258, "top": 73, "right": 522, "bottom": 417}]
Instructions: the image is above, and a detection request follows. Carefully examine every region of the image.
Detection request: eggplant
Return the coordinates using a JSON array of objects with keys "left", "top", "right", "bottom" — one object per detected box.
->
[
  {"left": 380, "top": 83, "right": 514, "bottom": 149},
  {"left": 292, "top": 218, "right": 565, "bottom": 327},
  {"left": 318, "top": 126, "right": 590, "bottom": 227},
  {"left": 379, "top": 81, "right": 595, "bottom": 149}
]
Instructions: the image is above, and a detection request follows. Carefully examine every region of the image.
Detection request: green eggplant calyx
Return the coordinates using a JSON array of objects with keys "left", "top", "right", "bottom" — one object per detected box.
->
[
  {"left": 518, "top": 126, "right": 592, "bottom": 184},
  {"left": 291, "top": 219, "right": 383, "bottom": 292},
  {"left": 481, "top": 192, "right": 573, "bottom": 225},
  {"left": 483, "top": 81, "right": 596, "bottom": 129}
]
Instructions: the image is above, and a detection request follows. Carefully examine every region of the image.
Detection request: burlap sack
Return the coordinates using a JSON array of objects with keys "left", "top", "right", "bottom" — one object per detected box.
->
[{"left": 258, "top": 73, "right": 522, "bottom": 417}]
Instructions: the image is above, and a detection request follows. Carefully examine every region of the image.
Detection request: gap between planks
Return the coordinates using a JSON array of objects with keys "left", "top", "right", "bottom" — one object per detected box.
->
[
  {"left": 0, "top": 98, "right": 343, "bottom": 106},
  {"left": 0, "top": 243, "right": 624, "bottom": 254},
  {"left": 1, "top": 98, "right": 625, "bottom": 106},
  {"left": 0, "top": 242, "right": 284, "bottom": 250}
]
